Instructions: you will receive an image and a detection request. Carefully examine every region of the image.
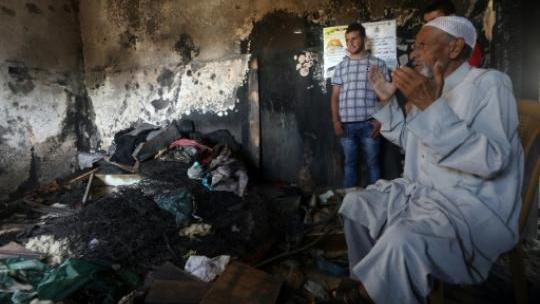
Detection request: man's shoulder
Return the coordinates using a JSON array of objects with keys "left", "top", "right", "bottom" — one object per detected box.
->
[
  {"left": 368, "top": 54, "right": 386, "bottom": 63},
  {"left": 333, "top": 57, "right": 349, "bottom": 71},
  {"left": 336, "top": 56, "right": 350, "bottom": 65},
  {"left": 366, "top": 55, "right": 388, "bottom": 69},
  {"left": 469, "top": 68, "right": 512, "bottom": 88}
]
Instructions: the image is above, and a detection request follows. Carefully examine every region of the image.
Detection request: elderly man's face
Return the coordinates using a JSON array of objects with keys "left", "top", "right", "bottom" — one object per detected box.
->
[{"left": 410, "top": 26, "right": 452, "bottom": 77}]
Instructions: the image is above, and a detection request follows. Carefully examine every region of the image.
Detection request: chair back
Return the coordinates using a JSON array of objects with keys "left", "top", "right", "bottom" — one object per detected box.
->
[{"left": 517, "top": 99, "right": 540, "bottom": 233}]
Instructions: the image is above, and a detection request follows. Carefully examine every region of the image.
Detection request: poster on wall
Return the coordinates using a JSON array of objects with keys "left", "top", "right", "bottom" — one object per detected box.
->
[
  {"left": 323, "top": 25, "right": 348, "bottom": 79},
  {"left": 323, "top": 20, "right": 397, "bottom": 79}
]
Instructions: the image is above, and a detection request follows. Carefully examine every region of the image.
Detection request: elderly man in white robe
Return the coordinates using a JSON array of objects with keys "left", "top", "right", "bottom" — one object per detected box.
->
[{"left": 335, "top": 16, "right": 523, "bottom": 304}]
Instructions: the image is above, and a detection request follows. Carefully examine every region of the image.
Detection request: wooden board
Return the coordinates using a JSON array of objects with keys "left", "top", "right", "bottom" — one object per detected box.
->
[
  {"left": 200, "top": 262, "right": 282, "bottom": 304},
  {"left": 145, "top": 280, "right": 210, "bottom": 304},
  {"left": 0, "top": 242, "right": 44, "bottom": 259},
  {"left": 145, "top": 262, "right": 210, "bottom": 304},
  {"left": 247, "top": 58, "right": 261, "bottom": 169}
]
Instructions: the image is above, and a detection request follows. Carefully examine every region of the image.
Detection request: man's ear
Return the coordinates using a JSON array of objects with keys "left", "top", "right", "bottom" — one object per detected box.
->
[{"left": 448, "top": 38, "right": 465, "bottom": 59}]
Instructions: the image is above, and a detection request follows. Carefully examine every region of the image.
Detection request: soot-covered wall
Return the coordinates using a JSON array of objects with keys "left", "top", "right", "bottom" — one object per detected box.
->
[
  {"left": 246, "top": 0, "right": 516, "bottom": 189},
  {"left": 1, "top": 0, "right": 533, "bottom": 198},
  {"left": 80, "top": 0, "right": 336, "bottom": 149},
  {"left": 79, "top": 0, "right": 496, "bottom": 190},
  {"left": 0, "top": 0, "right": 91, "bottom": 200}
]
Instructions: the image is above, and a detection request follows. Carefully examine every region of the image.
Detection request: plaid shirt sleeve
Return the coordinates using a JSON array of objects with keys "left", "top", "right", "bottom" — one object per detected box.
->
[{"left": 331, "top": 61, "right": 344, "bottom": 86}]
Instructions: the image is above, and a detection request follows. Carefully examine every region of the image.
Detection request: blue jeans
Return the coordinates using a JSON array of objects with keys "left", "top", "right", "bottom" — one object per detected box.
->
[{"left": 340, "top": 121, "right": 381, "bottom": 187}]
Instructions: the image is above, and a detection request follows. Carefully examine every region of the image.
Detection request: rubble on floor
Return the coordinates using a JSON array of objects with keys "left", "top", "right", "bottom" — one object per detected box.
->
[
  {"left": 2, "top": 176, "right": 540, "bottom": 303},
  {"left": 0, "top": 121, "right": 296, "bottom": 303},
  {"left": 1, "top": 119, "right": 539, "bottom": 303}
]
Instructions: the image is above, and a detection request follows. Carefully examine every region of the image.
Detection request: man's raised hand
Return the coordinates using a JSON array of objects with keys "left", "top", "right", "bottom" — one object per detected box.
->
[
  {"left": 391, "top": 62, "right": 444, "bottom": 111},
  {"left": 368, "top": 65, "right": 396, "bottom": 103}
]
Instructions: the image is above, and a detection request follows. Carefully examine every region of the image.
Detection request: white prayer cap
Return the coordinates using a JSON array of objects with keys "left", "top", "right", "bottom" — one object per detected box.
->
[{"left": 424, "top": 16, "right": 477, "bottom": 49}]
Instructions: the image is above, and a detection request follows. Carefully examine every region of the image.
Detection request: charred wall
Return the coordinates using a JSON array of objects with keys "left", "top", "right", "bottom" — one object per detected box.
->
[
  {"left": 0, "top": 0, "right": 92, "bottom": 199},
  {"left": 1, "top": 0, "right": 532, "bottom": 198},
  {"left": 248, "top": 0, "right": 510, "bottom": 188},
  {"left": 253, "top": 0, "right": 536, "bottom": 188},
  {"left": 77, "top": 0, "right": 430, "bottom": 189},
  {"left": 79, "top": 0, "right": 334, "bottom": 149},
  {"left": 507, "top": 0, "right": 540, "bottom": 100}
]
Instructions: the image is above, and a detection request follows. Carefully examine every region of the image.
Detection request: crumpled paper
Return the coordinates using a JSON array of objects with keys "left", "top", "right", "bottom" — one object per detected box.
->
[{"left": 184, "top": 255, "right": 230, "bottom": 282}]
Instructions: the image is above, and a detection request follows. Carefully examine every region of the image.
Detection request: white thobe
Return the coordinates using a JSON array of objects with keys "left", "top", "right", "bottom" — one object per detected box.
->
[{"left": 339, "top": 63, "right": 524, "bottom": 304}]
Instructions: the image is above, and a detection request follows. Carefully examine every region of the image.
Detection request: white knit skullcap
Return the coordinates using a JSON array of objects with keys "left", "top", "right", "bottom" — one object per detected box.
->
[{"left": 424, "top": 16, "right": 477, "bottom": 49}]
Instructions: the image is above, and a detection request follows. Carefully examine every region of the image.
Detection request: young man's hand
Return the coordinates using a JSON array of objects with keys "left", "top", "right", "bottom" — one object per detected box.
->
[
  {"left": 370, "top": 119, "right": 381, "bottom": 138},
  {"left": 333, "top": 121, "right": 344, "bottom": 137},
  {"left": 368, "top": 66, "right": 396, "bottom": 103}
]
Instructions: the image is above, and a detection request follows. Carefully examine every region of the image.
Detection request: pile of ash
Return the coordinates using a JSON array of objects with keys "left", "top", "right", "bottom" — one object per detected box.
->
[
  {"left": 36, "top": 176, "right": 272, "bottom": 273},
  {"left": 138, "top": 160, "right": 273, "bottom": 258},
  {"left": 43, "top": 189, "right": 183, "bottom": 271}
]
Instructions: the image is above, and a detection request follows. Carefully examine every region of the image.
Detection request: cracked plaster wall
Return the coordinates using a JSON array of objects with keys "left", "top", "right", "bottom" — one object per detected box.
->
[
  {"left": 0, "top": 0, "right": 86, "bottom": 199},
  {"left": 79, "top": 0, "right": 340, "bottom": 148}
]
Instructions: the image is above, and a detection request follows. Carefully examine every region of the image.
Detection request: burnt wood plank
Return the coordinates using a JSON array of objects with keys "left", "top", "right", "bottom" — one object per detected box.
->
[{"left": 200, "top": 261, "right": 282, "bottom": 304}]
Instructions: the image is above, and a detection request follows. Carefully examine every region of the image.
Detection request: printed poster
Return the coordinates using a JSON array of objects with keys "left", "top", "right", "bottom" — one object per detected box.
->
[{"left": 323, "top": 20, "right": 397, "bottom": 79}]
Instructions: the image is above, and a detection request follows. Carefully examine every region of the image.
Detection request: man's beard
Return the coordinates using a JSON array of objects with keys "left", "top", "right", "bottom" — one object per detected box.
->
[
  {"left": 348, "top": 46, "right": 363, "bottom": 55},
  {"left": 417, "top": 63, "right": 434, "bottom": 78}
]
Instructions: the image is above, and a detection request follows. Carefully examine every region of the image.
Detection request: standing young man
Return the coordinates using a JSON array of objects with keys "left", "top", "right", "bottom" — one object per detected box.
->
[{"left": 331, "top": 22, "right": 389, "bottom": 187}]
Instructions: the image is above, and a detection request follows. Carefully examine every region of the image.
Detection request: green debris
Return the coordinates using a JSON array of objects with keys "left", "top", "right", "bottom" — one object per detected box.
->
[{"left": 1, "top": 257, "right": 140, "bottom": 304}]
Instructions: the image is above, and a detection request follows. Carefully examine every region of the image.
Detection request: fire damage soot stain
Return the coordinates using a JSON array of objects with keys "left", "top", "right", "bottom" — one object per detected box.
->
[
  {"left": 174, "top": 33, "right": 200, "bottom": 64},
  {"left": 157, "top": 68, "right": 174, "bottom": 87},
  {"left": 10, "top": 147, "right": 40, "bottom": 200},
  {"left": 0, "top": 125, "right": 11, "bottom": 145},
  {"left": 151, "top": 98, "right": 170, "bottom": 111},
  {"left": 61, "top": 91, "right": 98, "bottom": 151},
  {"left": 7, "top": 65, "right": 35, "bottom": 95},
  {"left": 119, "top": 30, "right": 137, "bottom": 49},
  {"left": 1, "top": 5, "right": 15, "bottom": 16},
  {"left": 25, "top": 3, "right": 42, "bottom": 14},
  {"left": 112, "top": 0, "right": 140, "bottom": 29},
  {"left": 146, "top": 19, "right": 158, "bottom": 36}
]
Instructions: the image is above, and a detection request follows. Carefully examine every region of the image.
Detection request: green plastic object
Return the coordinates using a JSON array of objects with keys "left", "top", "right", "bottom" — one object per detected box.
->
[{"left": 1, "top": 257, "right": 140, "bottom": 303}]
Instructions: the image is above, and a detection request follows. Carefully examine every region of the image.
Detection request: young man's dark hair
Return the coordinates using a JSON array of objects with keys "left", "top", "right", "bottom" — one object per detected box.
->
[
  {"left": 346, "top": 22, "right": 366, "bottom": 38},
  {"left": 422, "top": 0, "right": 456, "bottom": 16}
]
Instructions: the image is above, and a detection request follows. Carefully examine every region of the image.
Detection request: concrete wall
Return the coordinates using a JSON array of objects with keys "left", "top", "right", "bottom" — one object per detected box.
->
[
  {"left": 1, "top": 0, "right": 534, "bottom": 198},
  {"left": 0, "top": 0, "right": 89, "bottom": 199}
]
